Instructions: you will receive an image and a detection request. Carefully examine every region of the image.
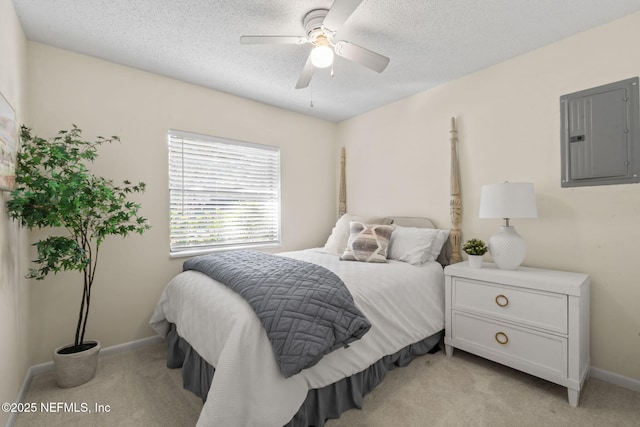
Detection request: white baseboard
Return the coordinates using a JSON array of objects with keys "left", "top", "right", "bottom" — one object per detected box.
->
[
  {"left": 5, "top": 335, "right": 164, "bottom": 427},
  {"left": 100, "top": 334, "right": 164, "bottom": 357},
  {"left": 590, "top": 366, "right": 640, "bottom": 392},
  {"left": 5, "top": 365, "right": 36, "bottom": 427}
]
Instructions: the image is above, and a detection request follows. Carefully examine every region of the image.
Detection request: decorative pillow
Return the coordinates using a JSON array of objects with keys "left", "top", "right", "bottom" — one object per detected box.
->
[
  {"left": 388, "top": 226, "right": 450, "bottom": 266},
  {"left": 340, "top": 222, "right": 395, "bottom": 263},
  {"left": 323, "top": 214, "right": 392, "bottom": 256}
]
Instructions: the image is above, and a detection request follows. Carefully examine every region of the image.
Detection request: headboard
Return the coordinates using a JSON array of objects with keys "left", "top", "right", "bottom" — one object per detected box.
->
[
  {"left": 338, "top": 117, "right": 462, "bottom": 263},
  {"left": 391, "top": 217, "right": 436, "bottom": 229}
]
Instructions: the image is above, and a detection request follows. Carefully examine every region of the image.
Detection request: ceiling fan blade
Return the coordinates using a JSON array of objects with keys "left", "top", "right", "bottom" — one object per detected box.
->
[
  {"left": 295, "top": 54, "right": 314, "bottom": 89},
  {"left": 334, "top": 41, "right": 389, "bottom": 73},
  {"left": 322, "top": 0, "right": 363, "bottom": 31},
  {"left": 240, "top": 36, "right": 307, "bottom": 45}
]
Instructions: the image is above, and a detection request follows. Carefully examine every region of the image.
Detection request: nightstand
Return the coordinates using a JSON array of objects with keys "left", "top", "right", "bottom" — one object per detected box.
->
[{"left": 444, "top": 262, "right": 590, "bottom": 406}]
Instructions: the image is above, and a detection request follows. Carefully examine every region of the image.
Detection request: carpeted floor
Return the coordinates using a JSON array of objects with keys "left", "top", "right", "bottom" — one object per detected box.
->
[{"left": 14, "top": 342, "right": 640, "bottom": 427}]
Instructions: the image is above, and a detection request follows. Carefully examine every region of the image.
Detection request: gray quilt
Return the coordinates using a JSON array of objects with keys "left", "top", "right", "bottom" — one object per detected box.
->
[{"left": 183, "top": 250, "right": 371, "bottom": 378}]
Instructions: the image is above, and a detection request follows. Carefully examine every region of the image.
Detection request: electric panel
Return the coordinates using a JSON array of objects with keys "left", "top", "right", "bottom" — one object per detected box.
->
[{"left": 560, "top": 77, "right": 639, "bottom": 187}]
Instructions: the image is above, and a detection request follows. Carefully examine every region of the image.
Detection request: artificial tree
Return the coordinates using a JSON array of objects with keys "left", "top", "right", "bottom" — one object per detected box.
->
[{"left": 7, "top": 125, "right": 150, "bottom": 353}]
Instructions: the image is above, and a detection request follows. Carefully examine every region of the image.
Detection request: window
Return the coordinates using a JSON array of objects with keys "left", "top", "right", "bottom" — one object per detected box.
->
[{"left": 168, "top": 130, "right": 280, "bottom": 256}]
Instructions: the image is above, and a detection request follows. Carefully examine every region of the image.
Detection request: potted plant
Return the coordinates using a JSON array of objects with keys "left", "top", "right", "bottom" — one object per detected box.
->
[
  {"left": 6, "top": 125, "right": 150, "bottom": 388},
  {"left": 462, "top": 238, "right": 488, "bottom": 268}
]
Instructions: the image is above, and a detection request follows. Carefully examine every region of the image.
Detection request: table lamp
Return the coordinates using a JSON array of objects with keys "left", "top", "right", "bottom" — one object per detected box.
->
[{"left": 479, "top": 182, "right": 538, "bottom": 270}]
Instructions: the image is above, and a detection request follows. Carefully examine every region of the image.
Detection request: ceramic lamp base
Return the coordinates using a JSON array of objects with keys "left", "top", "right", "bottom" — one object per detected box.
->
[{"left": 489, "top": 226, "right": 525, "bottom": 270}]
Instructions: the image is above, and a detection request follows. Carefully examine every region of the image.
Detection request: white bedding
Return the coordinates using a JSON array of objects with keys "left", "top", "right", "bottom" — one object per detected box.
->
[{"left": 150, "top": 248, "right": 445, "bottom": 427}]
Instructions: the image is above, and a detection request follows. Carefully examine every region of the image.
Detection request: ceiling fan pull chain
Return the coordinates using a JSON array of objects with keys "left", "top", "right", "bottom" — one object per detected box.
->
[
  {"left": 331, "top": 63, "right": 335, "bottom": 77},
  {"left": 310, "top": 81, "right": 314, "bottom": 108}
]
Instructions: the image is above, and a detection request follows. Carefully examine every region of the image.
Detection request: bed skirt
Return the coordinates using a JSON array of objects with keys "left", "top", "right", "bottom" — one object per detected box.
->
[{"left": 166, "top": 324, "right": 443, "bottom": 427}]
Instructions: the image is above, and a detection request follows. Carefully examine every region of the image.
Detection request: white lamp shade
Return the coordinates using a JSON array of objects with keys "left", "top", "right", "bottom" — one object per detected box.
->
[{"left": 479, "top": 182, "right": 538, "bottom": 219}]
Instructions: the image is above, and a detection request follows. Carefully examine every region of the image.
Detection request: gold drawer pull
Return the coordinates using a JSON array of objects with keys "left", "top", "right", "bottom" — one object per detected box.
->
[
  {"left": 495, "top": 332, "right": 509, "bottom": 345},
  {"left": 495, "top": 294, "right": 509, "bottom": 307}
]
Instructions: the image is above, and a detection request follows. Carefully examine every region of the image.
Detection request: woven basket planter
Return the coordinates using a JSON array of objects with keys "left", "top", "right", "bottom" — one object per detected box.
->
[{"left": 53, "top": 340, "right": 101, "bottom": 388}]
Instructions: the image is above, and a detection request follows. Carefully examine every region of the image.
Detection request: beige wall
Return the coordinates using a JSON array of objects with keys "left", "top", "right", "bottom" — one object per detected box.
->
[
  {"left": 338, "top": 12, "right": 640, "bottom": 380},
  {"left": 25, "top": 43, "right": 338, "bottom": 365},
  {"left": 4, "top": 6, "right": 638, "bottom": 410},
  {"left": 0, "top": 0, "right": 28, "bottom": 424}
]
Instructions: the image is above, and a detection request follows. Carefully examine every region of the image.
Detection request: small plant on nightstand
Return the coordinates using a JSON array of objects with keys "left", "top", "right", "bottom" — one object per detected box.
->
[
  {"left": 462, "top": 238, "right": 488, "bottom": 255},
  {"left": 462, "top": 238, "right": 488, "bottom": 268}
]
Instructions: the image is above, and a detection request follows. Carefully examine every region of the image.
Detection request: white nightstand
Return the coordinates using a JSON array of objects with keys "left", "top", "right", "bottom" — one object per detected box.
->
[{"left": 444, "top": 262, "right": 590, "bottom": 406}]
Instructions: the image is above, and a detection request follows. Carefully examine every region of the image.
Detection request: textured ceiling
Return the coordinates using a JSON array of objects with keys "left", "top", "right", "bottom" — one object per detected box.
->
[{"left": 12, "top": 0, "right": 640, "bottom": 122}]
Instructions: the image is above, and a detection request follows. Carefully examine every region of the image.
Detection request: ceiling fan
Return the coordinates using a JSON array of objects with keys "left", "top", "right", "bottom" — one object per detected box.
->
[{"left": 240, "top": 0, "right": 390, "bottom": 89}]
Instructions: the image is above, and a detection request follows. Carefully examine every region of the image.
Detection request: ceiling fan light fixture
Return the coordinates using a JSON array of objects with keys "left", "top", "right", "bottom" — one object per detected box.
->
[
  {"left": 310, "top": 45, "right": 334, "bottom": 68},
  {"left": 310, "top": 35, "right": 334, "bottom": 68}
]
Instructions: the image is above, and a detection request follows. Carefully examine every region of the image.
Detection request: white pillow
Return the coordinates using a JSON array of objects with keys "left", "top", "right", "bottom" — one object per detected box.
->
[
  {"left": 429, "top": 228, "right": 450, "bottom": 262},
  {"left": 323, "top": 214, "right": 391, "bottom": 256},
  {"left": 388, "top": 226, "right": 450, "bottom": 265}
]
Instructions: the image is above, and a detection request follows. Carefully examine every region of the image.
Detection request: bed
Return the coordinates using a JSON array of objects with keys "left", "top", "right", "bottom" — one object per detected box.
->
[{"left": 150, "top": 118, "right": 462, "bottom": 426}]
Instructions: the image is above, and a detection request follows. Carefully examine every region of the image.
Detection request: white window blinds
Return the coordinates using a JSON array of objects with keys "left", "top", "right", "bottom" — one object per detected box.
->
[{"left": 168, "top": 130, "right": 280, "bottom": 255}]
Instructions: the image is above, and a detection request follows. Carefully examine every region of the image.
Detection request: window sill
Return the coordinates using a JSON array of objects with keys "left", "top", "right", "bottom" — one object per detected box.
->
[{"left": 169, "top": 242, "right": 282, "bottom": 259}]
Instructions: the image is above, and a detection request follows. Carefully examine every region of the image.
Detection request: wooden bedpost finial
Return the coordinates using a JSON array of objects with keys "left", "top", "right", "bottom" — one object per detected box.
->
[
  {"left": 338, "top": 147, "right": 347, "bottom": 217},
  {"left": 449, "top": 117, "right": 462, "bottom": 263}
]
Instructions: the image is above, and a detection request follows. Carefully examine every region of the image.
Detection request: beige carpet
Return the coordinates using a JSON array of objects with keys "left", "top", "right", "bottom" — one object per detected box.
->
[{"left": 14, "top": 342, "right": 640, "bottom": 427}]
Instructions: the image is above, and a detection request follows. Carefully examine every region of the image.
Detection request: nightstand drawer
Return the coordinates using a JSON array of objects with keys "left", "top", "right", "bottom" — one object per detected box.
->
[
  {"left": 452, "top": 311, "right": 568, "bottom": 377},
  {"left": 452, "top": 278, "right": 567, "bottom": 334}
]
